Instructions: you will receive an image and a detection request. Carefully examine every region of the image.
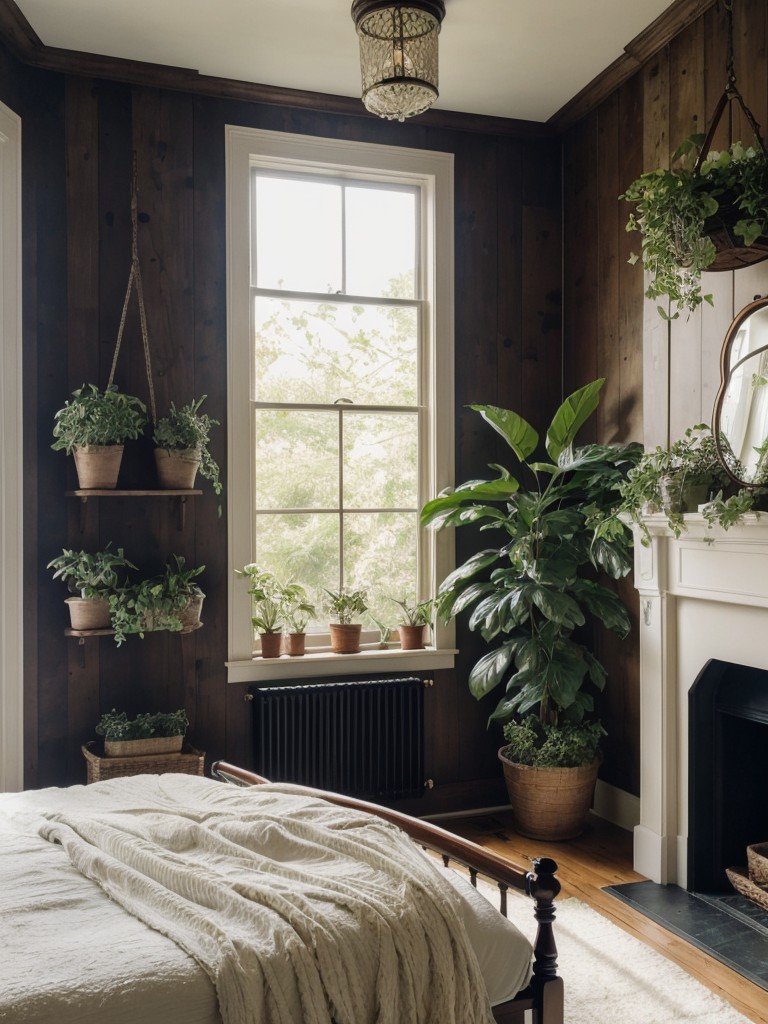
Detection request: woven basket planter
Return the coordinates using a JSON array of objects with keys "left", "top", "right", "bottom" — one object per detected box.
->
[
  {"left": 498, "top": 746, "right": 601, "bottom": 841},
  {"left": 103, "top": 734, "right": 185, "bottom": 758},
  {"left": 83, "top": 743, "right": 204, "bottom": 783}
]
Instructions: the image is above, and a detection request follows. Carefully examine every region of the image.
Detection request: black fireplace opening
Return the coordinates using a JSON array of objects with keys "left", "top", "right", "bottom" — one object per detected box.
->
[{"left": 688, "top": 658, "right": 768, "bottom": 895}]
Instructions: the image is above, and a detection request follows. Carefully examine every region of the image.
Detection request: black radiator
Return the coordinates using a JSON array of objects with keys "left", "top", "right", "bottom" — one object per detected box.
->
[{"left": 248, "top": 677, "right": 425, "bottom": 800}]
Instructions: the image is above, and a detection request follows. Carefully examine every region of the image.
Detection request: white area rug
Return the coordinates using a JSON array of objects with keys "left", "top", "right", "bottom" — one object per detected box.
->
[{"left": 483, "top": 883, "right": 754, "bottom": 1024}]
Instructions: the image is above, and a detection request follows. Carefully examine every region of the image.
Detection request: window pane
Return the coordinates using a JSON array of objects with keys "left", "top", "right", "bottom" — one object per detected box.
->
[
  {"left": 254, "top": 176, "right": 342, "bottom": 293},
  {"left": 254, "top": 511, "right": 340, "bottom": 632},
  {"left": 344, "top": 412, "right": 418, "bottom": 509},
  {"left": 343, "top": 512, "right": 418, "bottom": 627},
  {"left": 345, "top": 186, "right": 416, "bottom": 299},
  {"left": 255, "top": 410, "right": 338, "bottom": 509},
  {"left": 254, "top": 296, "right": 418, "bottom": 405}
]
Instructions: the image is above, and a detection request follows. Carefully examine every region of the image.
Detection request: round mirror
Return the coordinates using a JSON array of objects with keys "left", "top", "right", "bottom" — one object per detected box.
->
[{"left": 714, "top": 296, "right": 768, "bottom": 487}]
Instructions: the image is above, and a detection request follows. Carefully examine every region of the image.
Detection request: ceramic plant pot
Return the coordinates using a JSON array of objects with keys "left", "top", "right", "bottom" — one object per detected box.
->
[
  {"left": 154, "top": 447, "right": 201, "bottom": 489},
  {"left": 65, "top": 595, "right": 111, "bottom": 631},
  {"left": 260, "top": 632, "right": 283, "bottom": 658},
  {"left": 329, "top": 623, "right": 362, "bottom": 654},
  {"left": 73, "top": 445, "right": 123, "bottom": 489}
]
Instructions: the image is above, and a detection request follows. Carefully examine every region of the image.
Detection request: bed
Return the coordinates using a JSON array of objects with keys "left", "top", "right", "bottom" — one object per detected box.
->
[{"left": 0, "top": 763, "right": 563, "bottom": 1024}]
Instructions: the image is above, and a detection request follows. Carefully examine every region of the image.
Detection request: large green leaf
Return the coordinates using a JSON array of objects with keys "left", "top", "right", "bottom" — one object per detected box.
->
[
  {"left": 543, "top": 645, "right": 589, "bottom": 709},
  {"left": 437, "top": 549, "right": 499, "bottom": 595},
  {"left": 469, "top": 404, "right": 539, "bottom": 462},
  {"left": 421, "top": 477, "right": 520, "bottom": 526},
  {"left": 571, "top": 579, "right": 631, "bottom": 637},
  {"left": 545, "top": 379, "right": 605, "bottom": 462},
  {"left": 468, "top": 642, "right": 518, "bottom": 699},
  {"left": 449, "top": 580, "right": 496, "bottom": 617},
  {"left": 530, "top": 586, "right": 585, "bottom": 628}
]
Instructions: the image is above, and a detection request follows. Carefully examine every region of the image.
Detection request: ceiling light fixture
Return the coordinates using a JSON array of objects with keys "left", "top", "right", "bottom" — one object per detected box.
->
[{"left": 351, "top": 1, "right": 445, "bottom": 122}]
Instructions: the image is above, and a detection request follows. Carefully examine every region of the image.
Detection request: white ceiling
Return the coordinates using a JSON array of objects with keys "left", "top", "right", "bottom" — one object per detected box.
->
[{"left": 15, "top": 0, "right": 674, "bottom": 122}]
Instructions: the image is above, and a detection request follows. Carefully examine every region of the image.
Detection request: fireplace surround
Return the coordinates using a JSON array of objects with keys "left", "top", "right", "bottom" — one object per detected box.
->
[{"left": 633, "top": 514, "right": 768, "bottom": 888}]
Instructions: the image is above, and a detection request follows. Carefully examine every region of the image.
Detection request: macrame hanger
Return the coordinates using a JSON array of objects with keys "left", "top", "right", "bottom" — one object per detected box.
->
[
  {"left": 694, "top": 0, "right": 767, "bottom": 173},
  {"left": 107, "top": 152, "right": 158, "bottom": 425}
]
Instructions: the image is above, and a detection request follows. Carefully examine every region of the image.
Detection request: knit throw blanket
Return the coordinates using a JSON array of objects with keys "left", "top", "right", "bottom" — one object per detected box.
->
[{"left": 39, "top": 776, "right": 495, "bottom": 1024}]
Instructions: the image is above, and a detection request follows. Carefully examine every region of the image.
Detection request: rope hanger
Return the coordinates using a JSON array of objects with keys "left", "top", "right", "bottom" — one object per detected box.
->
[
  {"left": 107, "top": 152, "right": 158, "bottom": 425},
  {"left": 694, "top": 0, "right": 767, "bottom": 173}
]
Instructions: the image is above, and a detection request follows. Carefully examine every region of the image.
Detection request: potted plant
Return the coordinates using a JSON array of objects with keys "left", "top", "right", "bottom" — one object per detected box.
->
[
  {"left": 421, "top": 379, "right": 643, "bottom": 839},
  {"left": 620, "top": 135, "right": 768, "bottom": 320},
  {"left": 389, "top": 597, "right": 434, "bottom": 650},
  {"left": 235, "top": 564, "right": 284, "bottom": 658},
  {"left": 153, "top": 395, "right": 222, "bottom": 494},
  {"left": 280, "top": 583, "right": 316, "bottom": 656},
  {"left": 324, "top": 588, "right": 368, "bottom": 653},
  {"left": 95, "top": 707, "right": 189, "bottom": 757},
  {"left": 51, "top": 383, "right": 147, "bottom": 488},
  {"left": 619, "top": 424, "right": 737, "bottom": 540},
  {"left": 108, "top": 556, "right": 205, "bottom": 645},
  {"left": 47, "top": 544, "right": 137, "bottom": 630}
]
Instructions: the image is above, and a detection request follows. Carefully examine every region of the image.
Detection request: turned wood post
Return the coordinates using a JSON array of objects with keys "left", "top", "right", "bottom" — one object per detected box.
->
[{"left": 526, "top": 856, "right": 561, "bottom": 981}]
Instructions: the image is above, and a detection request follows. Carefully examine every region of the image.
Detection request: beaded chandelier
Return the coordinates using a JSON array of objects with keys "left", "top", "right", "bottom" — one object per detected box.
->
[{"left": 351, "top": 1, "right": 446, "bottom": 122}]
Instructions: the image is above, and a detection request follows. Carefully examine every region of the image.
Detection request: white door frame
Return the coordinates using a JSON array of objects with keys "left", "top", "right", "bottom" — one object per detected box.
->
[{"left": 0, "top": 100, "right": 23, "bottom": 792}]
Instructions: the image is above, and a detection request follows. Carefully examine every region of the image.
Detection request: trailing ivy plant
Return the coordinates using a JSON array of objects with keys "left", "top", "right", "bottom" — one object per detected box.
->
[
  {"left": 621, "top": 135, "right": 768, "bottom": 319},
  {"left": 153, "top": 395, "right": 222, "bottom": 494}
]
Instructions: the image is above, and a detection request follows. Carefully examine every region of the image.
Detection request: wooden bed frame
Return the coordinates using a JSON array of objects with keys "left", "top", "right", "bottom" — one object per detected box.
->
[{"left": 211, "top": 761, "right": 564, "bottom": 1024}]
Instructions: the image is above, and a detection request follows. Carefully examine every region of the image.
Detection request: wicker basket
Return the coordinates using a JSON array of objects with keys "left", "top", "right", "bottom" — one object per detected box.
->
[
  {"left": 82, "top": 743, "right": 204, "bottom": 783},
  {"left": 746, "top": 842, "right": 768, "bottom": 885},
  {"left": 104, "top": 734, "right": 184, "bottom": 758},
  {"left": 725, "top": 866, "right": 768, "bottom": 912}
]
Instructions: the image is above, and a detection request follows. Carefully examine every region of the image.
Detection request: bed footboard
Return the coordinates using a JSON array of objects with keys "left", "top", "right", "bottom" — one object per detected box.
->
[{"left": 210, "top": 761, "right": 563, "bottom": 1024}]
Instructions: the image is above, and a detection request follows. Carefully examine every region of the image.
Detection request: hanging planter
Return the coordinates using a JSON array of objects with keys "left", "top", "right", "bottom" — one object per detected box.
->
[{"left": 620, "top": 2, "right": 768, "bottom": 320}]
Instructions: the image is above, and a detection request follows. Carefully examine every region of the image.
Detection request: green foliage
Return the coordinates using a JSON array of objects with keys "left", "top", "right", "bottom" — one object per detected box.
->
[
  {"left": 47, "top": 544, "right": 136, "bottom": 598},
  {"left": 324, "top": 588, "right": 369, "bottom": 625},
  {"left": 107, "top": 556, "right": 204, "bottom": 646},
  {"left": 422, "top": 379, "right": 642, "bottom": 733},
  {"left": 619, "top": 425, "right": 738, "bottom": 540},
  {"left": 52, "top": 384, "right": 147, "bottom": 453},
  {"left": 502, "top": 717, "right": 605, "bottom": 768},
  {"left": 153, "top": 395, "right": 222, "bottom": 495},
  {"left": 389, "top": 596, "right": 434, "bottom": 627},
  {"left": 95, "top": 708, "right": 189, "bottom": 741},
  {"left": 620, "top": 136, "right": 768, "bottom": 318},
  {"left": 235, "top": 564, "right": 285, "bottom": 634}
]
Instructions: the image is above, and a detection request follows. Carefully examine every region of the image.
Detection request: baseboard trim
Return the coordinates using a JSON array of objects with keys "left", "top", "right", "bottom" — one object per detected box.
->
[{"left": 591, "top": 780, "right": 640, "bottom": 832}]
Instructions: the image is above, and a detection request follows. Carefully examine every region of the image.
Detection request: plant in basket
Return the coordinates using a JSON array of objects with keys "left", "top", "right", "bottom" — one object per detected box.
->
[
  {"left": 421, "top": 379, "right": 642, "bottom": 840},
  {"left": 95, "top": 708, "right": 189, "bottom": 758},
  {"left": 153, "top": 395, "right": 222, "bottom": 494},
  {"left": 107, "top": 556, "right": 205, "bottom": 645},
  {"left": 52, "top": 383, "right": 147, "bottom": 488}
]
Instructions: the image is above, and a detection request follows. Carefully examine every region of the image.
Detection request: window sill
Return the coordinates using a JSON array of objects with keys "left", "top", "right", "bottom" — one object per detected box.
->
[{"left": 226, "top": 647, "right": 457, "bottom": 683}]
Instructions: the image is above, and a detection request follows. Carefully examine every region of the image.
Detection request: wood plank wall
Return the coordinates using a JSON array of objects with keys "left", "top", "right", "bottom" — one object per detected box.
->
[
  {"left": 2, "top": 39, "right": 562, "bottom": 804},
  {"left": 562, "top": 0, "right": 768, "bottom": 795}
]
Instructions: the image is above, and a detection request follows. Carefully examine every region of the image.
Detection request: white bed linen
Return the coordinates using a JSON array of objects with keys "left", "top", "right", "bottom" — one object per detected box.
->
[{"left": 0, "top": 775, "right": 532, "bottom": 1024}]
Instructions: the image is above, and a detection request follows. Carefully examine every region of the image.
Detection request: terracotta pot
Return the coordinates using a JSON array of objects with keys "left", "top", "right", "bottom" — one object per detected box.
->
[
  {"left": 398, "top": 624, "right": 425, "bottom": 650},
  {"left": 178, "top": 594, "right": 204, "bottom": 632},
  {"left": 154, "top": 447, "right": 201, "bottom": 489},
  {"left": 329, "top": 623, "right": 362, "bottom": 654},
  {"left": 260, "top": 632, "right": 283, "bottom": 658},
  {"left": 498, "top": 746, "right": 601, "bottom": 841},
  {"left": 73, "top": 444, "right": 123, "bottom": 489},
  {"left": 65, "top": 595, "right": 111, "bottom": 631},
  {"left": 286, "top": 632, "right": 306, "bottom": 656}
]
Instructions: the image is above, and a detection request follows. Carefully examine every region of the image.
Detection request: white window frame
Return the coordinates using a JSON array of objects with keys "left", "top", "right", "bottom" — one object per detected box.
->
[{"left": 225, "top": 126, "right": 455, "bottom": 683}]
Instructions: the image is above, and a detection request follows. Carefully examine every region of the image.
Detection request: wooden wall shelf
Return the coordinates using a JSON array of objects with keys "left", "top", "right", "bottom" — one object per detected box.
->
[{"left": 66, "top": 489, "right": 203, "bottom": 529}]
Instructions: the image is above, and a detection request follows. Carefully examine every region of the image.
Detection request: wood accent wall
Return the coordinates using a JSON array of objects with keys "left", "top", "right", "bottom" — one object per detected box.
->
[
  {"left": 562, "top": 0, "right": 768, "bottom": 795},
  {"left": 2, "top": 38, "right": 562, "bottom": 804}
]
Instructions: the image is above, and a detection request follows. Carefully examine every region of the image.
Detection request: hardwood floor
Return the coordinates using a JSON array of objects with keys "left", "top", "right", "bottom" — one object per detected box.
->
[{"left": 442, "top": 809, "right": 768, "bottom": 1024}]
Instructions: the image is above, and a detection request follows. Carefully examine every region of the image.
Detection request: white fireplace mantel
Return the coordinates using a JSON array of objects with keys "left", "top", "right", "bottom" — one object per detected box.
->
[{"left": 633, "top": 513, "right": 768, "bottom": 886}]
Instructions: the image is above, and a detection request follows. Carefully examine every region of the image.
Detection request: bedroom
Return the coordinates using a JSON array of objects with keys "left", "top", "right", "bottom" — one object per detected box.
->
[{"left": 0, "top": 0, "right": 767, "bottom": 1018}]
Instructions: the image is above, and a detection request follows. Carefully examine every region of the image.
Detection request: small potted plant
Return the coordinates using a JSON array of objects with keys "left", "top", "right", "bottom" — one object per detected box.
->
[
  {"left": 280, "top": 583, "right": 316, "bottom": 656},
  {"left": 620, "top": 134, "right": 768, "bottom": 320},
  {"left": 51, "top": 383, "right": 147, "bottom": 489},
  {"left": 389, "top": 597, "right": 434, "bottom": 650},
  {"left": 235, "top": 564, "right": 284, "bottom": 658},
  {"left": 95, "top": 707, "right": 189, "bottom": 757},
  {"left": 324, "top": 587, "right": 368, "bottom": 653},
  {"left": 153, "top": 395, "right": 222, "bottom": 494},
  {"left": 47, "top": 543, "right": 136, "bottom": 630},
  {"left": 108, "top": 556, "right": 205, "bottom": 645},
  {"left": 620, "top": 424, "right": 737, "bottom": 540}
]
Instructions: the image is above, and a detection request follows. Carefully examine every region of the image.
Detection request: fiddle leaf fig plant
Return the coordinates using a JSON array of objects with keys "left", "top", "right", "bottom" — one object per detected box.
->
[
  {"left": 421, "top": 379, "right": 642, "bottom": 755},
  {"left": 620, "top": 135, "right": 768, "bottom": 319}
]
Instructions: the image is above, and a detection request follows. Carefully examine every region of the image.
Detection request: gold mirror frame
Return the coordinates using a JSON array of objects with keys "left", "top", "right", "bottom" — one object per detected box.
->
[{"left": 713, "top": 295, "right": 768, "bottom": 488}]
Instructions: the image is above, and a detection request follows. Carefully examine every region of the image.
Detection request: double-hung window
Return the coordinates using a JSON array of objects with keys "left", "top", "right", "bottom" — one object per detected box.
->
[{"left": 226, "top": 128, "right": 454, "bottom": 680}]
